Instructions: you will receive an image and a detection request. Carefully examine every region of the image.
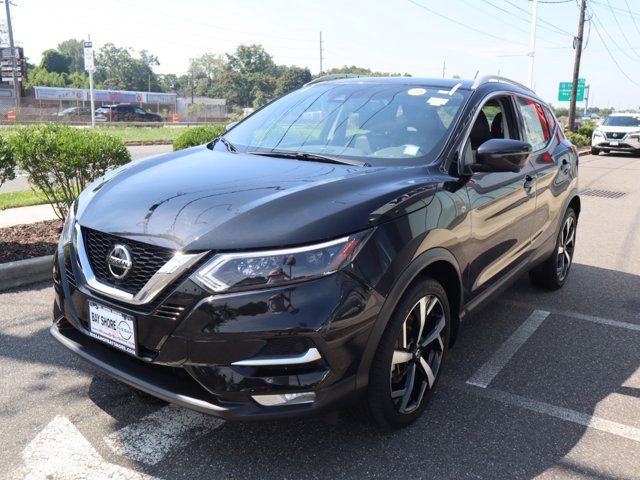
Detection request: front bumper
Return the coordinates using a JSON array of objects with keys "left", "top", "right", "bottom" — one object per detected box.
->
[
  {"left": 592, "top": 134, "right": 640, "bottom": 151},
  {"left": 52, "top": 246, "right": 379, "bottom": 420}
]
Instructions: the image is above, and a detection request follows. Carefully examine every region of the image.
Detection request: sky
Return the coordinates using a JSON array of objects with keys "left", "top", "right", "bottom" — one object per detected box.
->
[{"left": 9, "top": 0, "right": 640, "bottom": 109}]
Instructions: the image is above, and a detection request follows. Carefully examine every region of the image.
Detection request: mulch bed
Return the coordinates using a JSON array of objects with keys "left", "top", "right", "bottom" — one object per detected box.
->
[{"left": 0, "top": 219, "right": 63, "bottom": 263}]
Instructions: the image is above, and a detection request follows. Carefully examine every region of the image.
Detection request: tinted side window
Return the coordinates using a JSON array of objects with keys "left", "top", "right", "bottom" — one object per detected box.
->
[{"left": 516, "top": 97, "right": 550, "bottom": 151}]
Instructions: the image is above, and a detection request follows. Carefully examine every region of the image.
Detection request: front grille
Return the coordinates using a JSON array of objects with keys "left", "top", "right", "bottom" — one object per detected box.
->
[
  {"left": 65, "top": 266, "right": 76, "bottom": 289},
  {"left": 605, "top": 132, "right": 626, "bottom": 140},
  {"left": 83, "top": 228, "right": 175, "bottom": 295}
]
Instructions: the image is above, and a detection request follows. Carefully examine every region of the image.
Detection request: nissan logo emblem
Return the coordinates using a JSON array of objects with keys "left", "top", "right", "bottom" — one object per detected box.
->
[{"left": 107, "top": 244, "right": 133, "bottom": 279}]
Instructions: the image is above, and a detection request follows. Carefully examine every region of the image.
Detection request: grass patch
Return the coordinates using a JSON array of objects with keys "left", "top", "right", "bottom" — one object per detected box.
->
[
  {"left": 0, "top": 189, "right": 51, "bottom": 209},
  {"left": 0, "top": 125, "right": 225, "bottom": 144}
]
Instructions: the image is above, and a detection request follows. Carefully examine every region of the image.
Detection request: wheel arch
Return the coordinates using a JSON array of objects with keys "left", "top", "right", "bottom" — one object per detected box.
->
[{"left": 356, "top": 247, "right": 463, "bottom": 391}]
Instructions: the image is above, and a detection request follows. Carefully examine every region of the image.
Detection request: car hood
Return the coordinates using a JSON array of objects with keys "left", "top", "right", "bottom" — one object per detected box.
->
[{"left": 76, "top": 146, "right": 437, "bottom": 251}]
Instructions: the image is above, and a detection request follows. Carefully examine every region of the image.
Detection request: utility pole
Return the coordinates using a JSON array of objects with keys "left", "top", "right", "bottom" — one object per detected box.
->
[
  {"left": 319, "top": 32, "right": 323, "bottom": 74},
  {"left": 568, "top": 0, "right": 587, "bottom": 131},
  {"left": 527, "top": 0, "right": 539, "bottom": 89},
  {"left": 442, "top": 60, "right": 446, "bottom": 78},
  {"left": 3, "top": 0, "right": 20, "bottom": 109}
]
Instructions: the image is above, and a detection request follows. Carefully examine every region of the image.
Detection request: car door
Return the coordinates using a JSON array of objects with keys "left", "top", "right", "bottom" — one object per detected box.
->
[
  {"left": 462, "top": 94, "right": 537, "bottom": 302},
  {"left": 514, "top": 97, "right": 574, "bottom": 252}
]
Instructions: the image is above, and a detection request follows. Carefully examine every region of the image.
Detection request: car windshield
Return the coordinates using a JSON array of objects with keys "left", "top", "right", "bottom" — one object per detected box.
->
[
  {"left": 224, "top": 82, "right": 469, "bottom": 166},
  {"left": 603, "top": 115, "right": 640, "bottom": 127}
]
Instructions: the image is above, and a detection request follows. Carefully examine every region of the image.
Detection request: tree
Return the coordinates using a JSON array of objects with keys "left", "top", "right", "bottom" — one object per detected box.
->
[
  {"left": 275, "top": 66, "right": 311, "bottom": 97},
  {"left": 40, "top": 49, "right": 71, "bottom": 74},
  {"left": 95, "top": 43, "right": 160, "bottom": 91},
  {"left": 226, "top": 44, "right": 277, "bottom": 75},
  {"left": 189, "top": 53, "right": 226, "bottom": 81},
  {"left": 25, "top": 66, "right": 66, "bottom": 89},
  {"left": 57, "top": 39, "right": 85, "bottom": 73},
  {"left": 322, "top": 66, "right": 409, "bottom": 77}
]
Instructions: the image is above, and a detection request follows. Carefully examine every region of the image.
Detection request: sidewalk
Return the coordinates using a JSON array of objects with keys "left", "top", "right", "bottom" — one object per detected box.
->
[{"left": 0, "top": 204, "right": 59, "bottom": 228}]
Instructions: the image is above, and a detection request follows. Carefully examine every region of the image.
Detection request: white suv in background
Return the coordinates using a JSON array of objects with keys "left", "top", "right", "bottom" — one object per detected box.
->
[{"left": 592, "top": 113, "right": 640, "bottom": 155}]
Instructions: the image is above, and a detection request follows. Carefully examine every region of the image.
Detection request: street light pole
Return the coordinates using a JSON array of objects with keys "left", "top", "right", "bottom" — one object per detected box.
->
[
  {"left": 568, "top": 0, "right": 587, "bottom": 132},
  {"left": 3, "top": 0, "right": 20, "bottom": 109},
  {"left": 527, "top": 0, "right": 539, "bottom": 89}
]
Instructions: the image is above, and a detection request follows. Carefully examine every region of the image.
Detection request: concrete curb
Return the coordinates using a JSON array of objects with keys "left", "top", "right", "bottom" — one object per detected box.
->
[
  {"left": 578, "top": 148, "right": 591, "bottom": 156},
  {"left": 124, "top": 140, "right": 173, "bottom": 146},
  {"left": 0, "top": 255, "right": 53, "bottom": 292}
]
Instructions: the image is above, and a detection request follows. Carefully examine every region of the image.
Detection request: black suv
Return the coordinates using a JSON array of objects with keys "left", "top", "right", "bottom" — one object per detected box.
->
[
  {"left": 96, "top": 103, "right": 162, "bottom": 122},
  {"left": 52, "top": 76, "right": 579, "bottom": 429}
]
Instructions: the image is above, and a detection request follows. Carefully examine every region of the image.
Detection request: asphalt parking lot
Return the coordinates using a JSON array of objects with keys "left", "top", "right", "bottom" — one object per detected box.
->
[{"left": 1, "top": 152, "right": 639, "bottom": 479}]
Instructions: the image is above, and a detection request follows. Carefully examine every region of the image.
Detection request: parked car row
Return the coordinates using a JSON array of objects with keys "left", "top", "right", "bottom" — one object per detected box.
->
[{"left": 53, "top": 104, "right": 163, "bottom": 122}]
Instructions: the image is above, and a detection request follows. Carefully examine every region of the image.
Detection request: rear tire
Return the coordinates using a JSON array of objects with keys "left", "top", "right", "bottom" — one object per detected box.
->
[
  {"left": 365, "top": 277, "right": 450, "bottom": 430},
  {"left": 529, "top": 207, "right": 577, "bottom": 290}
]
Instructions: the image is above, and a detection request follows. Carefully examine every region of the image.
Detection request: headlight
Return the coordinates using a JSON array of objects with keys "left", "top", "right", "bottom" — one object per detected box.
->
[
  {"left": 194, "top": 230, "right": 372, "bottom": 293},
  {"left": 60, "top": 201, "right": 76, "bottom": 245},
  {"left": 593, "top": 130, "right": 604, "bottom": 137}
]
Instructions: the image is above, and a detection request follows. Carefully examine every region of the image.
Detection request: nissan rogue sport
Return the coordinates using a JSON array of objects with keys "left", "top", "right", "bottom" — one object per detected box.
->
[{"left": 51, "top": 75, "right": 580, "bottom": 429}]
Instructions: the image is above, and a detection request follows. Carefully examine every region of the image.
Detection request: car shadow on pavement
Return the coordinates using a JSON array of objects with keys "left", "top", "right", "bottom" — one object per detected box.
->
[{"left": 2, "top": 265, "right": 639, "bottom": 478}]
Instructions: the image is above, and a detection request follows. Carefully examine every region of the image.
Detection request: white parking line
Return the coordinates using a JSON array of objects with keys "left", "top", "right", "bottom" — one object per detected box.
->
[
  {"left": 104, "top": 405, "right": 224, "bottom": 466},
  {"left": 13, "top": 416, "right": 160, "bottom": 480},
  {"left": 466, "top": 310, "right": 550, "bottom": 388},
  {"left": 463, "top": 384, "right": 640, "bottom": 444},
  {"left": 501, "top": 300, "right": 640, "bottom": 332}
]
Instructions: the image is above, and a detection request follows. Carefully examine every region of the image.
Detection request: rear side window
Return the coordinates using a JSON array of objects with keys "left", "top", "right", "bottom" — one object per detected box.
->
[{"left": 516, "top": 97, "right": 550, "bottom": 151}]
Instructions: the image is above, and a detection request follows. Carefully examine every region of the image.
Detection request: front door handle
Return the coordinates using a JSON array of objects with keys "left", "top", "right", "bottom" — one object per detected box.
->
[{"left": 524, "top": 175, "right": 536, "bottom": 193}]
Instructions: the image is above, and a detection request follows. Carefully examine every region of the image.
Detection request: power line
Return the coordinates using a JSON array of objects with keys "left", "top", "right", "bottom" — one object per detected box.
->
[
  {"left": 590, "top": 7, "right": 640, "bottom": 62},
  {"left": 589, "top": 0, "right": 640, "bottom": 18},
  {"left": 625, "top": 0, "right": 640, "bottom": 39},
  {"left": 603, "top": 0, "right": 640, "bottom": 59},
  {"left": 589, "top": 7, "right": 640, "bottom": 85},
  {"left": 407, "top": 0, "right": 527, "bottom": 46},
  {"left": 503, "top": 0, "right": 575, "bottom": 36}
]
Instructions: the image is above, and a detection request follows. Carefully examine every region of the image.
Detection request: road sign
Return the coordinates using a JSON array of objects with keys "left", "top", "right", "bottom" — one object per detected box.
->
[
  {"left": 83, "top": 41, "right": 95, "bottom": 72},
  {"left": 558, "top": 78, "right": 585, "bottom": 102}
]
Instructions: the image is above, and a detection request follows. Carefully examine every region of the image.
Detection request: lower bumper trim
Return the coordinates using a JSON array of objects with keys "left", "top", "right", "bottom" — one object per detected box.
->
[{"left": 50, "top": 322, "right": 228, "bottom": 415}]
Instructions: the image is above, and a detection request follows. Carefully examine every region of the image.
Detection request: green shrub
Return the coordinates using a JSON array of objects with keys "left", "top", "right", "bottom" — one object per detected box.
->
[
  {"left": 565, "top": 131, "right": 590, "bottom": 148},
  {"left": 172, "top": 125, "right": 226, "bottom": 151},
  {"left": 577, "top": 121, "right": 596, "bottom": 138},
  {"left": 10, "top": 124, "right": 130, "bottom": 219},
  {"left": 0, "top": 135, "right": 15, "bottom": 187}
]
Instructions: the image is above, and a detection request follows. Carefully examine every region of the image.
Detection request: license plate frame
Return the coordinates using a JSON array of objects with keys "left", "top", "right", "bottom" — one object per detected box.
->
[
  {"left": 88, "top": 301, "right": 138, "bottom": 356},
  {"left": 610, "top": 141, "right": 619, "bottom": 146}
]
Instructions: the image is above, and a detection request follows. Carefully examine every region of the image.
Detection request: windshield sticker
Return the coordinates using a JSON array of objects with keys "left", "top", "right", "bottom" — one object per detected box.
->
[
  {"left": 427, "top": 97, "right": 449, "bottom": 106},
  {"left": 407, "top": 88, "right": 427, "bottom": 96},
  {"left": 403, "top": 145, "right": 420, "bottom": 156}
]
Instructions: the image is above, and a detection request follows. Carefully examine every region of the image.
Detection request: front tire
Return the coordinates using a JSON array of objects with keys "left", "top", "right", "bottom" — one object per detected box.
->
[
  {"left": 590, "top": 147, "right": 600, "bottom": 155},
  {"left": 366, "top": 278, "right": 450, "bottom": 430},
  {"left": 529, "top": 207, "right": 577, "bottom": 290}
]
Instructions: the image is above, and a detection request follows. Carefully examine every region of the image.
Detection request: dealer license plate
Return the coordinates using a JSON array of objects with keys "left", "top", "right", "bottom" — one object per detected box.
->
[
  {"left": 610, "top": 141, "right": 619, "bottom": 146},
  {"left": 88, "top": 301, "right": 137, "bottom": 355}
]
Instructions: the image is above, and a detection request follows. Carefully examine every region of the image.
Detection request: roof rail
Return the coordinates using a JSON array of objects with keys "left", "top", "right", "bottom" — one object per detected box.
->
[
  {"left": 304, "top": 74, "right": 362, "bottom": 86},
  {"left": 471, "top": 75, "right": 534, "bottom": 93}
]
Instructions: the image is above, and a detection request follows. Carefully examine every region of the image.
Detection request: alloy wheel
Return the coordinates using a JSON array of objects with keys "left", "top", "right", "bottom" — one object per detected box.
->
[
  {"left": 557, "top": 216, "right": 576, "bottom": 282},
  {"left": 390, "top": 295, "right": 446, "bottom": 414}
]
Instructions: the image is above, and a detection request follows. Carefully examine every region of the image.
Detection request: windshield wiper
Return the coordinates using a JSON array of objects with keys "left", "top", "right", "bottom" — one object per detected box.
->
[
  {"left": 248, "top": 150, "right": 370, "bottom": 167},
  {"left": 210, "top": 136, "right": 238, "bottom": 153}
]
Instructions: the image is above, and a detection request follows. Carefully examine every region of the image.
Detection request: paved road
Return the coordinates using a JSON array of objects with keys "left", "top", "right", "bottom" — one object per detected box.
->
[
  {"left": 1, "top": 153, "right": 639, "bottom": 479},
  {"left": 0, "top": 144, "right": 173, "bottom": 193}
]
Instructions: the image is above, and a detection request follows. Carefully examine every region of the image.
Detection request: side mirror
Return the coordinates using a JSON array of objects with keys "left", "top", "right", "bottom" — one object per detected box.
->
[
  {"left": 225, "top": 121, "right": 239, "bottom": 132},
  {"left": 472, "top": 138, "right": 532, "bottom": 173}
]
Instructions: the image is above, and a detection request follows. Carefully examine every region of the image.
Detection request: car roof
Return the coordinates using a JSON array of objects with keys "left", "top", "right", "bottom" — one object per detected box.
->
[
  {"left": 609, "top": 112, "right": 640, "bottom": 117},
  {"left": 306, "top": 75, "right": 544, "bottom": 103}
]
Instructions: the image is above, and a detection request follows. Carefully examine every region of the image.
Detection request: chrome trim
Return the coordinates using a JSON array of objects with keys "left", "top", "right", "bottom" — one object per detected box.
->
[
  {"left": 252, "top": 392, "right": 316, "bottom": 406},
  {"left": 231, "top": 348, "right": 322, "bottom": 367},
  {"left": 73, "top": 224, "right": 208, "bottom": 305}
]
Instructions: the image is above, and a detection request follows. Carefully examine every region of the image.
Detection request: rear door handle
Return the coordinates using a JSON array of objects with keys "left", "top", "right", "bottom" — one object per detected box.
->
[
  {"left": 561, "top": 159, "right": 570, "bottom": 174},
  {"left": 524, "top": 175, "right": 536, "bottom": 193}
]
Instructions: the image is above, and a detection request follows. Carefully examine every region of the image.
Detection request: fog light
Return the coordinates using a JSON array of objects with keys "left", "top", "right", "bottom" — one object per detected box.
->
[{"left": 252, "top": 392, "right": 316, "bottom": 406}]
